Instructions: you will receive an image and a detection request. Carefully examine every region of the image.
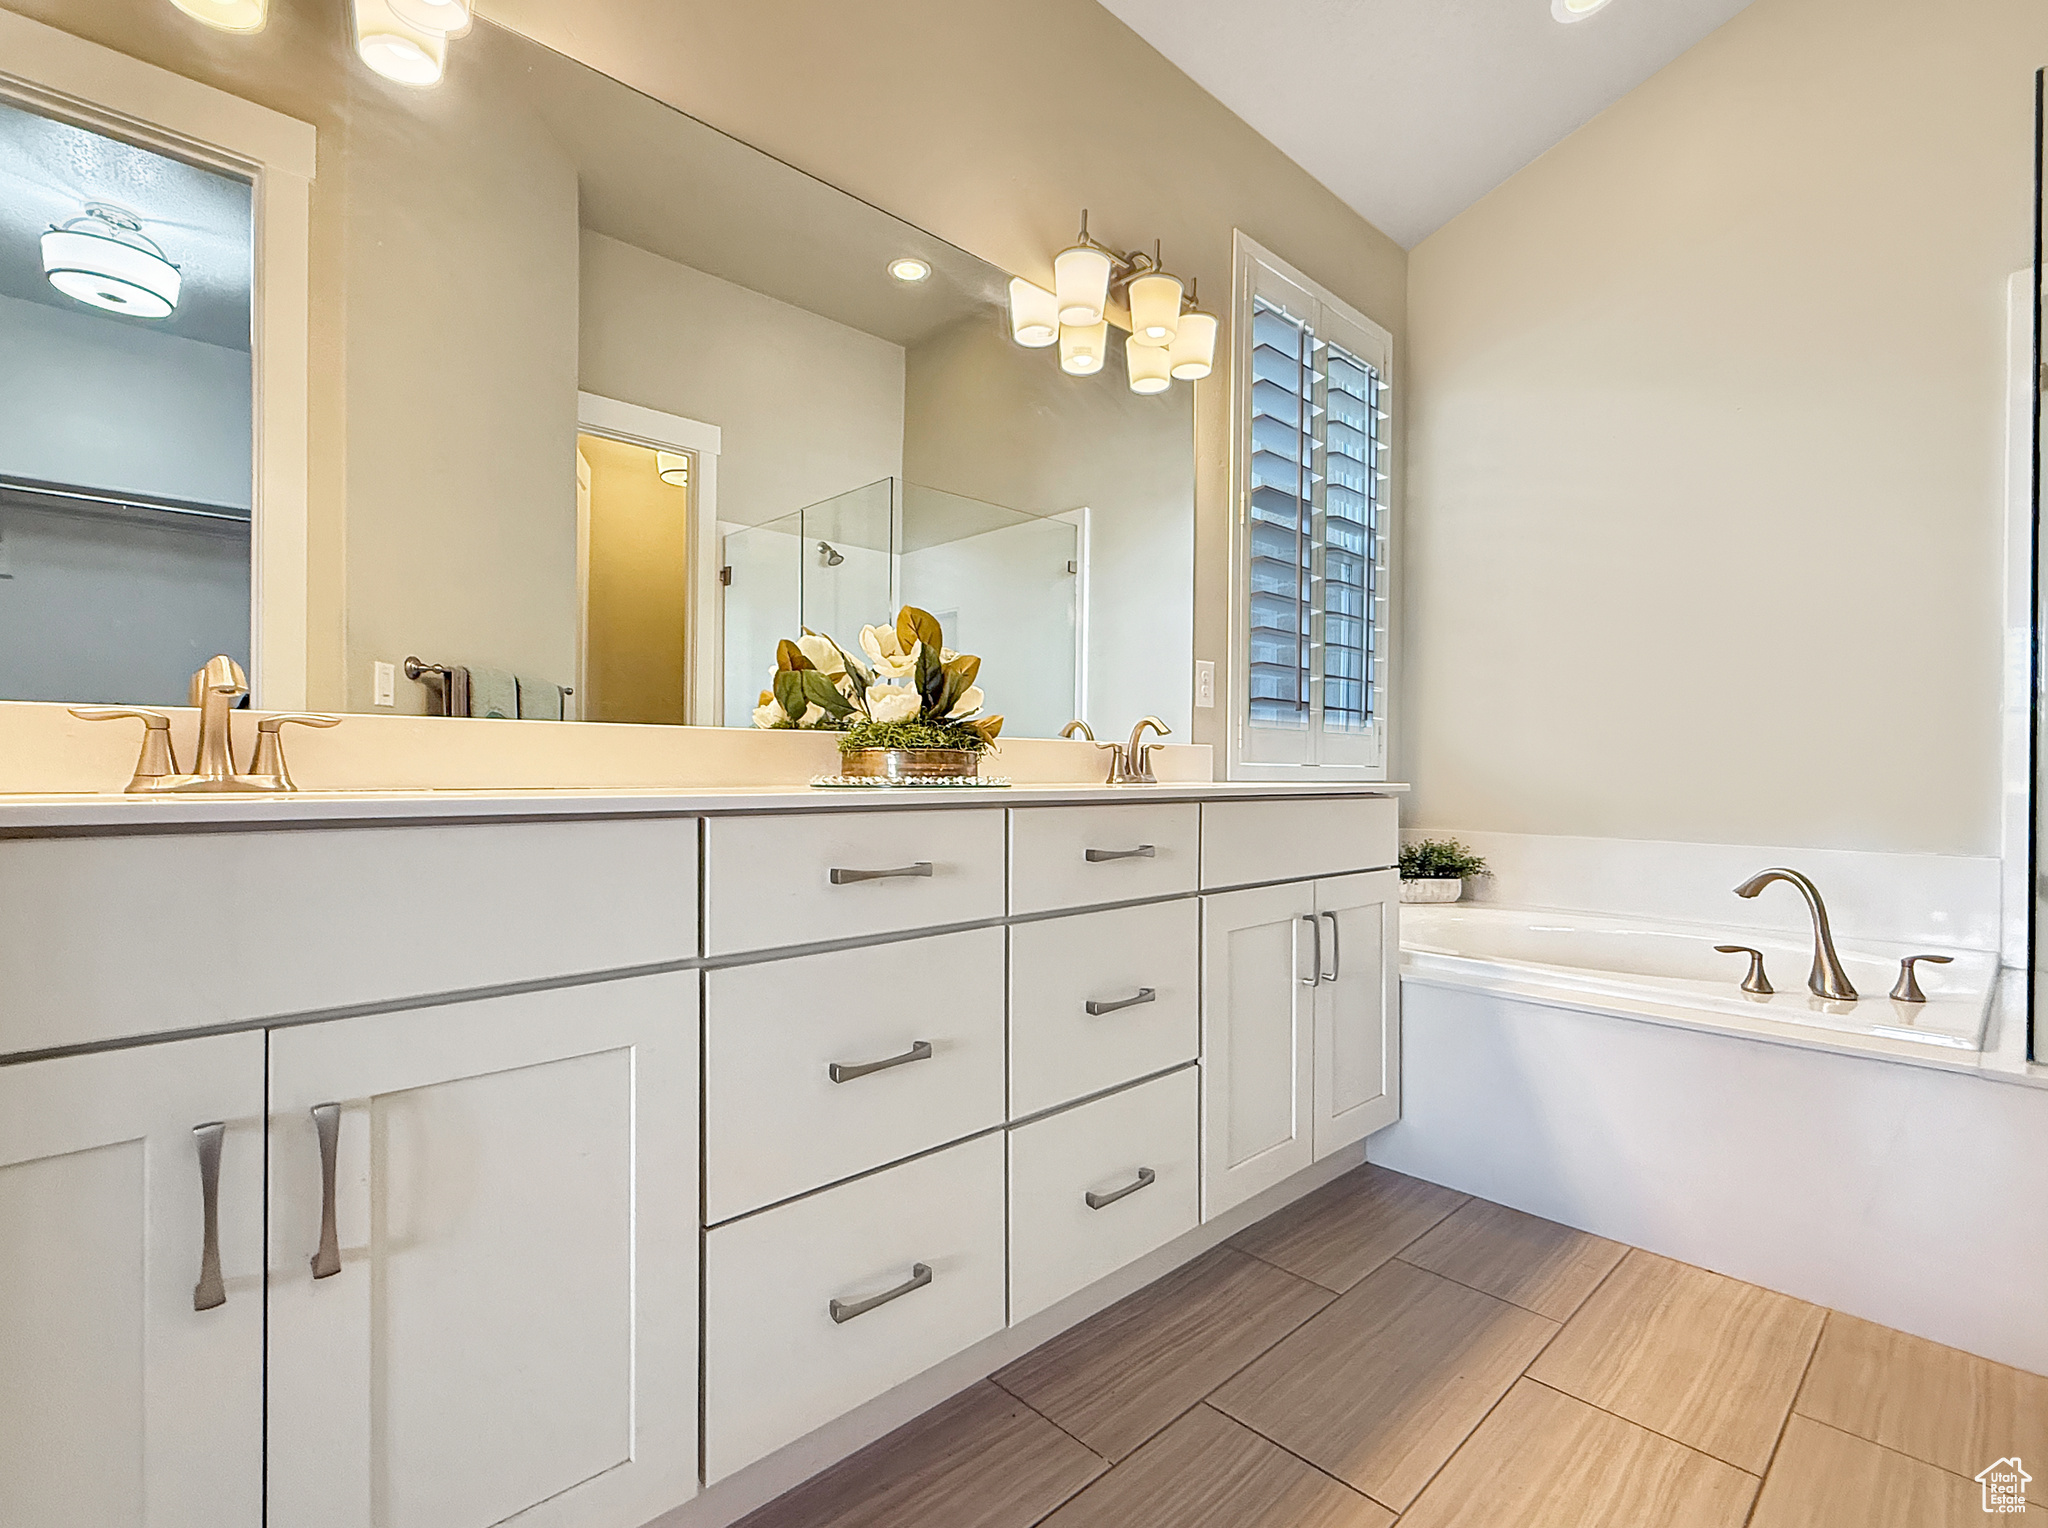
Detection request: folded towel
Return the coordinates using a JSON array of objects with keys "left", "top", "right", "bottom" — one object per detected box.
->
[
  {"left": 468, "top": 666, "right": 518, "bottom": 720},
  {"left": 517, "top": 676, "right": 564, "bottom": 721},
  {"left": 448, "top": 665, "right": 471, "bottom": 718}
]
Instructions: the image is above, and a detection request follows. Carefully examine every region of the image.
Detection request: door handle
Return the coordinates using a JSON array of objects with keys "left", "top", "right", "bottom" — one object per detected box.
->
[
  {"left": 192, "top": 1122, "right": 227, "bottom": 1311},
  {"left": 829, "top": 1262, "right": 933, "bottom": 1323},
  {"left": 830, "top": 861, "right": 933, "bottom": 885},
  {"left": 1084, "top": 844, "right": 1156, "bottom": 863},
  {"left": 828, "top": 1039, "right": 934, "bottom": 1083},
  {"left": 1085, "top": 987, "right": 1156, "bottom": 1016},
  {"left": 1300, "top": 915, "right": 1321, "bottom": 985},
  {"left": 309, "top": 1102, "right": 342, "bottom": 1280},
  {"left": 1321, "top": 912, "right": 1341, "bottom": 981},
  {"left": 1085, "top": 1166, "right": 1156, "bottom": 1210}
]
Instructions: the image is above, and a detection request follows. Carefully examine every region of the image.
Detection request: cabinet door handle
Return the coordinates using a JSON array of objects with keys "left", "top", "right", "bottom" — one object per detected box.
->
[
  {"left": 1085, "top": 1166, "right": 1156, "bottom": 1210},
  {"left": 1085, "top": 987, "right": 1157, "bottom": 1016},
  {"left": 828, "top": 1040, "right": 934, "bottom": 1083},
  {"left": 829, "top": 1261, "right": 933, "bottom": 1323},
  {"left": 309, "top": 1102, "right": 342, "bottom": 1280},
  {"left": 1321, "top": 912, "right": 1341, "bottom": 981},
  {"left": 1300, "top": 915, "right": 1322, "bottom": 986},
  {"left": 1084, "top": 844, "right": 1156, "bottom": 863},
  {"left": 192, "top": 1121, "right": 227, "bottom": 1312},
  {"left": 829, "top": 861, "right": 933, "bottom": 885}
]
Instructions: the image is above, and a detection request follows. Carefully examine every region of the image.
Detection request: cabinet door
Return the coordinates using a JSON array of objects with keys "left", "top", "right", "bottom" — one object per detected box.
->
[
  {"left": 266, "top": 975, "right": 698, "bottom": 1528},
  {"left": 1313, "top": 870, "right": 1400, "bottom": 1155},
  {"left": 1200, "top": 881, "right": 1317, "bottom": 1219},
  {"left": 0, "top": 1033, "right": 264, "bottom": 1528}
]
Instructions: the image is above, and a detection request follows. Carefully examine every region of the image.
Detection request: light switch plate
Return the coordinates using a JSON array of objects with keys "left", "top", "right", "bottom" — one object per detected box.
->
[
  {"left": 1194, "top": 659, "right": 1215, "bottom": 709},
  {"left": 372, "top": 660, "right": 396, "bottom": 707}
]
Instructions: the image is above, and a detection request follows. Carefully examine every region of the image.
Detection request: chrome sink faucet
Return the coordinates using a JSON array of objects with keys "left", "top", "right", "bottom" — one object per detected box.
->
[
  {"left": 73, "top": 655, "right": 338, "bottom": 793},
  {"left": 1733, "top": 867, "right": 1857, "bottom": 1000}
]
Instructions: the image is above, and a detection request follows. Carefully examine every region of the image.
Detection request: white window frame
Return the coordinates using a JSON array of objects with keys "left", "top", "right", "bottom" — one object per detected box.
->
[
  {"left": 1227, "top": 231, "right": 1394, "bottom": 781},
  {"left": 0, "top": 9, "right": 315, "bottom": 708}
]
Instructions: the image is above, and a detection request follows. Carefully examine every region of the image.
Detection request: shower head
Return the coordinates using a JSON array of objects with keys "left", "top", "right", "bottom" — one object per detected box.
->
[{"left": 818, "top": 541, "right": 845, "bottom": 567}]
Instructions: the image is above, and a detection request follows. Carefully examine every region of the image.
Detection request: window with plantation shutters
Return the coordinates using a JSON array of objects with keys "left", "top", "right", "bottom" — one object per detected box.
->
[{"left": 1231, "top": 234, "right": 1391, "bottom": 776}]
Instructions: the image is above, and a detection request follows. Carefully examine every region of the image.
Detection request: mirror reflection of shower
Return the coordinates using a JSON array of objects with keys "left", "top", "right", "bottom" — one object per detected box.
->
[{"left": 817, "top": 541, "right": 845, "bottom": 567}]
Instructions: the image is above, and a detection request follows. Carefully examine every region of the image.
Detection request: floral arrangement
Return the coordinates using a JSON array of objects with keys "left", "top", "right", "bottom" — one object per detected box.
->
[
  {"left": 1398, "top": 838, "right": 1489, "bottom": 881},
  {"left": 751, "top": 605, "right": 1003, "bottom": 753}
]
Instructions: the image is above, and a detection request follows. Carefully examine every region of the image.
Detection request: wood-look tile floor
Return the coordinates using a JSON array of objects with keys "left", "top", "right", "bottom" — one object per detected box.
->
[{"left": 735, "top": 1165, "right": 2046, "bottom": 1528}]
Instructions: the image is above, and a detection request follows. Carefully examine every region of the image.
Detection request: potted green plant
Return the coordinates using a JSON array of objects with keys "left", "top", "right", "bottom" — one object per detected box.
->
[
  {"left": 1398, "top": 838, "right": 1489, "bottom": 904},
  {"left": 751, "top": 605, "right": 1002, "bottom": 781}
]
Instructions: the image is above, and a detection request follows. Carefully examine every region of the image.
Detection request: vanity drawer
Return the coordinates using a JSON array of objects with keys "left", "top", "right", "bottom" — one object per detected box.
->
[
  {"left": 1009, "top": 900, "right": 1199, "bottom": 1118},
  {"left": 703, "top": 808, "right": 1006, "bottom": 956},
  {"left": 703, "top": 1131, "right": 1006, "bottom": 1483},
  {"left": 1008, "top": 802, "right": 1200, "bottom": 915},
  {"left": 704, "top": 927, "right": 1006, "bottom": 1222},
  {"left": 1200, "top": 796, "right": 1398, "bottom": 889},
  {"left": 0, "top": 818, "right": 699, "bottom": 1057},
  {"left": 1009, "top": 1067, "right": 1199, "bottom": 1322}
]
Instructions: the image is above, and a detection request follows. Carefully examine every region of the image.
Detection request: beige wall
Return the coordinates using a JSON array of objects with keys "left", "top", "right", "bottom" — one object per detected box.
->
[
  {"left": 579, "top": 433, "right": 690, "bottom": 723},
  {"left": 1403, "top": 0, "right": 2047, "bottom": 856}
]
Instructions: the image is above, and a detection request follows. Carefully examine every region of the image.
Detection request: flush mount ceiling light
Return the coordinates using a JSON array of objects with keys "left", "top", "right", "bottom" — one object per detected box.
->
[
  {"left": 353, "top": 0, "right": 451, "bottom": 86},
  {"left": 42, "top": 205, "right": 182, "bottom": 319},
  {"left": 888, "top": 257, "right": 931, "bottom": 283},
  {"left": 655, "top": 451, "right": 691, "bottom": 488},
  {"left": 1552, "top": 0, "right": 1617, "bottom": 20},
  {"left": 169, "top": 0, "right": 267, "bottom": 31},
  {"left": 1013, "top": 211, "right": 1215, "bottom": 394}
]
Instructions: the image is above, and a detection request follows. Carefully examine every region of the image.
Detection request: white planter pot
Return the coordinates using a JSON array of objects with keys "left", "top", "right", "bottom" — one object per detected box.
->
[{"left": 1399, "top": 877, "right": 1464, "bottom": 904}]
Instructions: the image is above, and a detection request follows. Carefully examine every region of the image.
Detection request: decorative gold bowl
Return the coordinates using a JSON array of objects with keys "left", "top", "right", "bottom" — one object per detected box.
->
[{"left": 838, "top": 747, "right": 981, "bottom": 781}]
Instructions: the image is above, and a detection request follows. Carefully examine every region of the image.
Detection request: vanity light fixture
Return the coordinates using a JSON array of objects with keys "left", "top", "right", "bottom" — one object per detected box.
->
[
  {"left": 42, "top": 205, "right": 181, "bottom": 319},
  {"left": 169, "top": 0, "right": 267, "bottom": 31},
  {"left": 1124, "top": 335, "right": 1172, "bottom": 395},
  {"left": 1007, "top": 277, "right": 1058, "bottom": 347},
  {"left": 655, "top": 451, "right": 691, "bottom": 489},
  {"left": 388, "top": 0, "right": 472, "bottom": 35},
  {"left": 1059, "top": 319, "right": 1108, "bottom": 376},
  {"left": 1053, "top": 238, "right": 1114, "bottom": 327},
  {"left": 353, "top": 0, "right": 450, "bottom": 86},
  {"left": 1016, "top": 212, "right": 1216, "bottom": 394},
  {"left": 1551, "top": 0, "right": 1617, "bottom": 20},
  {"left": 1167, "top": 307, "right": 1217, "bottom": 380},
  {"left": 1126, "top": 269, "right": 1184, "bottom": 347},
  {"left": 888, "top": 257, "right": 932, "bottom": 283}
]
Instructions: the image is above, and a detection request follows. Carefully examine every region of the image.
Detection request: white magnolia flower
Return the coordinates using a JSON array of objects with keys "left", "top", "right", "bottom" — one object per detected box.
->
[
  {"left": 865, "top": 684, "right": 922, "bottom": 723},
  {"left": 944, "top": 685, "right": 984, "bottom": 719},
  {"left": 859, "top": 624, "right": 922, "bottom": 679},
  {"left": 751, "top": 695, "right": 786, "bottom": 729},
  {"left": 796, "top": 633, "right": 846, "bottom": 676}
]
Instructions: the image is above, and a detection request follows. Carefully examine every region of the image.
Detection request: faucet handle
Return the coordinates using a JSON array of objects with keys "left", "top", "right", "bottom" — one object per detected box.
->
[
  {"left": 1713, "top": 944, "right": 1774, "bottom": 996},
  {"left": 1889, "top": 953, "right": 1954, "bottom": 1004},
  {"left": 248, "top": 714, "right": 341, "bottom": 792},
  {"left": 69, "top": 707, "right": 180, "bottom": 792}
]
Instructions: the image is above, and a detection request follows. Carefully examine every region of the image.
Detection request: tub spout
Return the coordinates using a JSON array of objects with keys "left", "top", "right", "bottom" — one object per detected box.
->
[{"left": 1733, "top": 868, "right": 1857, "bottom": 1001}]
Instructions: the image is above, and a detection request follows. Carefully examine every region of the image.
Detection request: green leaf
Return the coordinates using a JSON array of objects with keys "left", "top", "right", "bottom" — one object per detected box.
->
[
  {"left": 799, "top": 670, "right": 853, "bottom": 718},
  {"left": 916, "top": 643, "right": 943, "bottom": 711},
  {"left": 936, "top": 654, "right": 980, "bottom": 717},
  {"left": 896, "top": 604, "right": 943, "bottom": 656},
  {"left": 776, "top": 639, "right": 813, "bottom": 672},
  {"left": 772, "top": 669, "right": 807, "bottom": 721},
  {"left": 967, "top": 714, "right": 1003, "bottom": 744}
]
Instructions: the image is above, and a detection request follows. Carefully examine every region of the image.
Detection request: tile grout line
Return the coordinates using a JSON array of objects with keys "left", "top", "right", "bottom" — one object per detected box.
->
[
  {"left": 1229, "top": 1185, "right": 1472, "bottom": 1297},
  {"left": 1521, "top": 1375, "right": 1767, "bottom": 1485},
  {"left": 985, "top": 1373, "right": 1113, "bottom": 1463},
  {"left": 1740, "top": 1309, "right": 1830, "bottom": 1527},
  {"left": 1389, "top": 1244, "right": 1620, "bottom": 1326},
  {"left": 1188, "top": 1398, "right": 1411, "bottom": 1518},
  {"left": 1788, "top": 1410, "right": 2048, "bottom": 1498}
]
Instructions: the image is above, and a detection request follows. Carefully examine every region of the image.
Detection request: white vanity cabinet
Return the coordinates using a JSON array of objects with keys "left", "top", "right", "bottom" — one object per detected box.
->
[
  {"left": 264, "top": 974, "right": 700, "bottom": 1528},
  {"left": 0, "top": 1032, "right": 266, "bottom": 1528}
]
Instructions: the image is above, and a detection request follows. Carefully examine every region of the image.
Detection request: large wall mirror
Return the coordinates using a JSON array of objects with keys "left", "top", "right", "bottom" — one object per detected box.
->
[{"left": 0, "top": 12, "right": 1195, "bottom": 740}]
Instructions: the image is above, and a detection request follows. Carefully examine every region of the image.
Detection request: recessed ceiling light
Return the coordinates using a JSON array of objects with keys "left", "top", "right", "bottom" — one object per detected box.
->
[
  {"left": 1552, "top": 0, "right": 1616, "bottom": 20},
  {"left": 889, "top": 258, "right": 931, "bottom": 283}
]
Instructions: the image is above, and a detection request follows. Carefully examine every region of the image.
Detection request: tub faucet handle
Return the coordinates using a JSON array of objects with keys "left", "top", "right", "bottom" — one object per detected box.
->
[
  {"left": 1713, "top": 944, "right": 1774, "bottom": 996},
  {"left": 1889, "top": 954, "right": 1953, "bottom": 1004}
]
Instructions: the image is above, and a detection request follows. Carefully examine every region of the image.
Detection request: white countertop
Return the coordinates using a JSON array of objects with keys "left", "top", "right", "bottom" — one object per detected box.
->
[{"left": 0, "top": 778, "right": 1409, "bottom": 834}]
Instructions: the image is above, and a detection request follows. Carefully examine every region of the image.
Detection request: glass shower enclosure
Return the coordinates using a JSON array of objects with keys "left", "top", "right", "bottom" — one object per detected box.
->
[{"left": 720, "top": 479, "right": 1082, "bottom": 738}]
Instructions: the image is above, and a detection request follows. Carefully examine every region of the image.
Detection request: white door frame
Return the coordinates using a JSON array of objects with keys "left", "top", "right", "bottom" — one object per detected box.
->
[
  {"left": 575, "top": 392, "right": 723, "bottom": 725},
  {"left": 0, "top": 10, "right": 315, "bottom": 708}
]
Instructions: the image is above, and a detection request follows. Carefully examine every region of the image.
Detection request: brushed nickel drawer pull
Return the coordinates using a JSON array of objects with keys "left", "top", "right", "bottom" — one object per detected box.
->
[
  {"left": 829, "top": 1261, "right": 933, "bottom": 1323},
  {"left": 309, "top": 1102, "right": 342, "bottom": 1280},
  {"left": 1321, "top": 912, "right": 1341, "bottom": 981},
  {"left": 830, "top": 861, "right": 934, "bottom": 885},
  {"left": 1085, "top": 1166, "right": 1157, "bottom": 1210},
  {"left": 1084, "top": 844, "right": 1156, "bottom": 863},
  {"left": 1086, "top": 987, "right": 1157, "bottom": 1016},
  {"left": 192, "top": 1122, "right": 227, "bottom": 1311},
  {"left": 828, "top": 1040, "right": 934, "bottom": 1083},
  {"left": 1300, "top": 915, "right": 1322, "bottom": 986}
]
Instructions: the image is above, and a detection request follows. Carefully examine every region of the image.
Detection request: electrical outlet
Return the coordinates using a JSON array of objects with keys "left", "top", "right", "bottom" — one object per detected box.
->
[
  {"left": 1194, "top": 659, "right": 1216, "bottom": 709},
  {"left": 373, "top": 660, "right": 396, "bottom": 707}
]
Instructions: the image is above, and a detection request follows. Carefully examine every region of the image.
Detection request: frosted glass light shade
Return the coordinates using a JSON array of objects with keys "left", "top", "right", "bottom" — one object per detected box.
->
[
  {"left": 1008, "top": 278, "right": 1059, "bottom": 347},
  {"left": 170, "top": 0, "right": 267, "bottom": 31},
  {"left": 1125, "top": 335, "right": 1172, "bottom": 395},
  {"left": 656, "top": 452, "right": 691, "bottom": 488},
  {"left": 354, "top": 0, "right": 446, "bottom": 84},
  {"left": 1059, "top": 320, "right": 1108, "bottom": 376},
  {"left": 1551, "top": 0, "right": 1614, "bottom": 18},
  {"left": 1054, "top": 244, "right": 1112, "bottom": 327},
  {"left": 1167, "top": 311, "right": 1217, "bottom": 380},
  {"left": 389, "top": 0, "right": 471, "bottom": 34},
  {"left": 42, "top": 224, "right": 181, "bottom": 319},
  {"left": 1126, "top": 271, "right": 1183, "bottom": 347}
]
